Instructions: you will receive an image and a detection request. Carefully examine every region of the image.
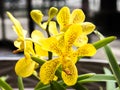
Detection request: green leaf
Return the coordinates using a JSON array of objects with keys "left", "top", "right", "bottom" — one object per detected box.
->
[
  {"left": 115, "top": 87, "right": 120, "bottom": 90},
  {"left": 94, "top": 30, "right": 120, "bottom": 88},
  {"left": 104, "top": 67, "right": 116, "bottom": 90},
  {"left": 0, "top": 78, "right": 13, "bottom": 90},
  {"left": 78, "top": 74, "right": 116, "bottom": 83},
  {"left": 73, "top": 83, "right": 88, "bottom": 90},
  {"left": 104, "top": 45, "right": 120, "bottom": 88},
  {"left": 50, "top": 81, "right": 66, "bottom": 90},
  {"left": 78, "top": 73, "right": 96, "bottom": 81},
  {"left": 93, "top": 36, "right": 116, "bottom": 49},
  {"left": 35, "top": 81, "right": 51, "bottom": 90},
  {"left": 35, "top": 81, "right": 65, "bottom": 90},
  {"left": 0, "top": 76, "right": 8, "bottom": 81}
]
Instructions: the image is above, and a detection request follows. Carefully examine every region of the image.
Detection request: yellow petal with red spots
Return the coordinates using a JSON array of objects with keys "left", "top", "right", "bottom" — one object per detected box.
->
[
  {"left": 76, "top": 44, "right": 96, "bottom": 56},
  {"left": 81, "top": 22, "right": 95, "bottom": 35},
  {"left": 40, "top": 37, "right": 62, "bottom": 55},
  {"left": 62, "top": 59, "right": 78, "bottom": 86},
  {"left": 57, "top": 6, "right": 70, "bottom": 30},
  {"left": 70, "top": 9, "right": 85, "bottom": 24},
  {"left": 40, "top": 58, "right": 60, "bottom": 84},
  {"left": 69, "top": 52, "right": 78, "bottom": 64},
  {"left": 64, "top": 24, "right": 82, "bottom": 50},
  {"left": 74, "top": 34, "right": 88, "bottom": 47}
]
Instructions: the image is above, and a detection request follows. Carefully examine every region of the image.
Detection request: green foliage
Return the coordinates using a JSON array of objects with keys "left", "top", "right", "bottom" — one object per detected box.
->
[
  {"left": 0, "top": 78, "right": 13, "bottom": 90},
  {"left": 104, "top": 67, "right": 116, "bottom": 90}
]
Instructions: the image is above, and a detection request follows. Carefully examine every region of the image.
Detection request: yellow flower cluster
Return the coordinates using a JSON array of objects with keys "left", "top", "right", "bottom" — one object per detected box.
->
[{"left": 7, "top": 6, "right": 96, "bottom": 86}]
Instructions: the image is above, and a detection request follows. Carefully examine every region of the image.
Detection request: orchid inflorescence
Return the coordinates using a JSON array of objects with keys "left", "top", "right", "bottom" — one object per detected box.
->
[{"left": 6, "top": 6, "right": 117, "bottom": 89}]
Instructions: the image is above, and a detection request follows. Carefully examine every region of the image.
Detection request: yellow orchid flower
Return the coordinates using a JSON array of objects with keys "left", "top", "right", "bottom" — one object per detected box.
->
[
  {"left": 57, "top": 6, "right": 96, "bottom": 48},
  {"left": 39, "top": 24, "right": 96, "bottom": 86},
  {"left": 57, "top": 6, "right": 95, "bottom": 33},
  {"left": 14, "top": 39, "right": 37, "bottom": 77},
  {"left": 56, "top": 6, "right": 85, "bottom": 32},
  {"left": 7, "top": 12, "right": 38, "bottom": 77}
]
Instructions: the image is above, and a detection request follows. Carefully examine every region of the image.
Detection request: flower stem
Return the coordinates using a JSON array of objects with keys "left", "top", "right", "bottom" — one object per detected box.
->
[
  {"left": 46, "top": 22, "right": 51, "bottom": 37},
  {"left": 18, "top": 76, "right": 24, "bottom": 90}
]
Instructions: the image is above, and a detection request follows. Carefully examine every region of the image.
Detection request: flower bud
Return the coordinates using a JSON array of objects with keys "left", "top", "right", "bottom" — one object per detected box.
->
[
  {"left": 48, "top": 7, "right": 58, "bottom": 21},
  {"left": 30, "top": 10, "right": 43, "bottom": 25}
]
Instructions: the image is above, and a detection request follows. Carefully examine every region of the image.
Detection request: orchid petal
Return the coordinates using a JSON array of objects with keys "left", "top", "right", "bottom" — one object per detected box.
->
[
  {"left": 34, "top": 43, "right": 48, "bottom": 56},
  {"left": 81, "top": 22, "right": 95, "bottom": 35},
  {"left": 64, "top": 24, "right": 82, "bottom": 50},
  {"left": 57, "top": 6, "right": 70, "bottom": 30},
  {"left": 49, "top": 21, "right": 58, "bottom": 35},
  {"left": 15, "top": 57, "right": 36, "bottom": 77},
  {"left": 7, "top": 12, "right": 25, "bottom": 39},
  {"left": 70, "top": 9, "right": 85, "bottom": 24},
  {"left": 40, "top": 37, "right": 62, "bottom": 55},
  {"left": 31, "top": 30, "right": 44, "bottom": 42},
  {"left": 76, "top": 44, "right": 96, "bottom": 56},
  {"left": 40, "top": 58, "right": 60, "bottom": 84},
  {"left": 62, "top": 59, "right": 78, "bottom": 86},
  {"left": 14, "top": 39, "right": 24, "bottom": 50},
  {"left": 74, "top": 35, "right": 88, "bottom": 47},
  {"left": 24, "top": 40, "right": 35, "bottom": 55}
]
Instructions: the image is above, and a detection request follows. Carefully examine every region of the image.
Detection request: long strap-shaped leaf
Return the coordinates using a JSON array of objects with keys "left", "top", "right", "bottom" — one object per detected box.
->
[
  {"left": 78, "top": 74, "right": 115, "bottom": 83},
  {"left": 94, "top": 30, "right": 120, "bottom": 89},
  {"left": 104, "top": 45, "right": 120, "bottom": 88},
  {"left": 0, "top": 79, "right": 13, "bottom": 90},
  {"left": 104, "top": 67, "right": 116, "bottom": 90}
]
